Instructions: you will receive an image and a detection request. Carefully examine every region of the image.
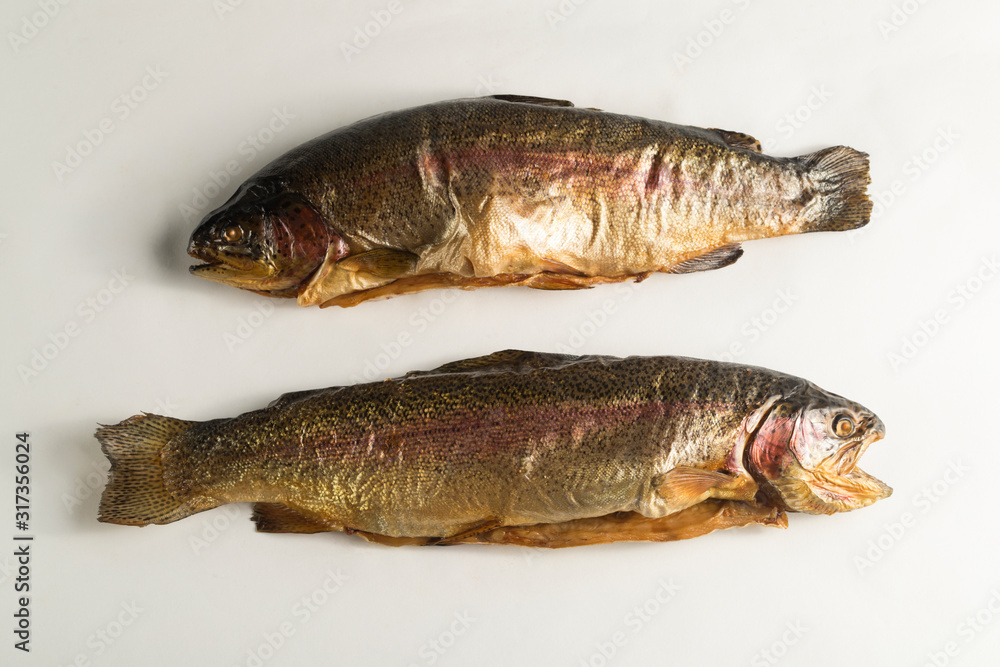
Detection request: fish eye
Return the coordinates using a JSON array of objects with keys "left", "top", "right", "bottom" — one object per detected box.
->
[
  {"left": 832, "top": 414, "right": 855, "bottom": 438},
  {"left": 222, "top": 225, "right": 243, "bottom": 243}
]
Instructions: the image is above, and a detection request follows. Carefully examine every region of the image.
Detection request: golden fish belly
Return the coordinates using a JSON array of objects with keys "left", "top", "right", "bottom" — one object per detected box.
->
[{"left": 411, "top": 143, "right": 813, "bottom": 279}]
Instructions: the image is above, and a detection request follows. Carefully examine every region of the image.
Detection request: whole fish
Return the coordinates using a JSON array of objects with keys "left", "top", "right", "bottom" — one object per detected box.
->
[
  {"left": 97, "top": 351, "right": 890, "bottom": 548},
  {"left": 187, "top": 95, "right": 872, "bottom": 308}
]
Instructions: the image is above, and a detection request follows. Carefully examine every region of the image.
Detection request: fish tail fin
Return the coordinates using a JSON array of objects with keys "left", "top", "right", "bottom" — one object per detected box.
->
[
  {"left": 97, "top": 414, "right": 216, "bottom": 526},
  {"left": 797, "top": 146, "right": 872, "bottom": 232}
]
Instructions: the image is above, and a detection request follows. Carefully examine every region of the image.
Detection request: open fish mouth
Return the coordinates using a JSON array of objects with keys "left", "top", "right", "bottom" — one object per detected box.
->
[
  {"left": 776, "top": 422, "right": 891, "bottom": 514},
  {"left": 830, "top": 420, "right": 885, "bottom": 476}
]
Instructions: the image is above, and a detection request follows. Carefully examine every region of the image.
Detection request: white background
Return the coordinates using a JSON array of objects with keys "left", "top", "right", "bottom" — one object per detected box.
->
[{"left": 3, "top": 1, "right": 998, "bottom": 665}]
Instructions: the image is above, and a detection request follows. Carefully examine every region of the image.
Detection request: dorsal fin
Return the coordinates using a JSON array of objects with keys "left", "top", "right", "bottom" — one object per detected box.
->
[
  {"left": 404, "top": 350, "right": 584, "bottom": 378},
  {"left": 709, "top": 129, "right": 762, "bottom": 153},
  {"left": 668, "top": 244, "right": 743, "bottom": 274},
  {"left": 489, "top": 94, "right": 574, "bottom": 108}
]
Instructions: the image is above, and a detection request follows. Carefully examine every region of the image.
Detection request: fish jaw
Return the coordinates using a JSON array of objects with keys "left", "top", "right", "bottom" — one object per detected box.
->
[
  {"left": 188, "top": 244, "right": 278, "bottom": 290},
  {"left": 771, "top": 424, "right": 892, "bottom": 515},
  {"left": 747, "top": 395, "right": 892, "bottom": 515}
]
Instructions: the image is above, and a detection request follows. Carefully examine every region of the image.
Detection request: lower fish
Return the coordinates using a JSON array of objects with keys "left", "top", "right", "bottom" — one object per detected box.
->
[
  {"left": 187, "top": 95, "right": 872, "bottom": 308},
  {"left": 97, "top": 351, "right": 891, "bottom": 547}
]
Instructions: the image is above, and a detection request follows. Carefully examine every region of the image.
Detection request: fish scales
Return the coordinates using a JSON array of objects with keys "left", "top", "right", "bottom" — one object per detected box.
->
[
  {"left": 95, "top": 351, "right": 891, "bottom": 546},
  {"left": 275, "top": 101, "right": 795, "bottom": 271},
  {"left": 188, "top": 96, "right": 871, "bottom": 307},
  {"left": 169, "top": 355, "right": 778, "bottom": 536}
]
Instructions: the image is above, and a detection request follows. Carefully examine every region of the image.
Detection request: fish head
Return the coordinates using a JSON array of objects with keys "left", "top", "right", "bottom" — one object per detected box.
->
[
  {"left": 748, "top": 383, "right": 891, "bottom": 514},
  {"left": 188, "top": 187, "right": 337, "bottom": 295}
]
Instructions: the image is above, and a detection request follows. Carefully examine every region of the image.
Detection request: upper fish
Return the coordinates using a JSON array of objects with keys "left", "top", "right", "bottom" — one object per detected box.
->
[{"left": 187, "top": 95, "right": 872, "bottom": 308}]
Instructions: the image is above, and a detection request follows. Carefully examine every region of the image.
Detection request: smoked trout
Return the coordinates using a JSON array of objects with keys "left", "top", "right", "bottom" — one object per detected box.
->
[
  {"left": 97, "top": 351, "right": 890, "bottom": 547},
  {"left": 187, "top": 95, "right": 872, "bottom": 308}
]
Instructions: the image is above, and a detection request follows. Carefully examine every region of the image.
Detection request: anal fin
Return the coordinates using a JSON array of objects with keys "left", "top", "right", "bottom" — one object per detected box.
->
[
  {"left": 344, "top": 527, "right": 435, "bottom": 547},
  {"left": 252, "top": 503, "right": 338, "bottom": 534},
  {"left": 667, "top": 244, "right": 743, "bottom": 274}
]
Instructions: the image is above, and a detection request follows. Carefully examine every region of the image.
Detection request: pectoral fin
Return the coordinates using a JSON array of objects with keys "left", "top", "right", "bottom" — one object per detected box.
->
[
  {"left": 337, "top": 248, "right": 419, "bottom": 279},
  {"left": 653, "top": 466, "right": 758, "bottom": 513}
]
